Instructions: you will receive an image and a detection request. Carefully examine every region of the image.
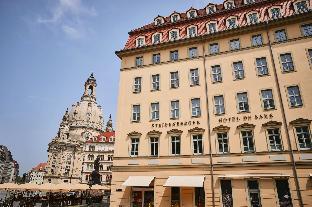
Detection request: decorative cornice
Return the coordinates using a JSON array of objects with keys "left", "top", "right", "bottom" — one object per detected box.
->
[
  {"left": 188, "top": 127, "right": 205, "bottom": 133},
  {"left": 167, "top": 129, "right": 183, "bottom": 135},
  {"left": 262, "top": 121, "right": 282, "bottom": 128},
  {"left": 289, "top": 118, "right": 312, "bottom": 126},
  {"left": 127, "top": 131, "right": 142, "bottom": 137},
  {"left": 147, "top": 130, "right": 162, "bottom": 136},
  {"left": 237, "top": 123, "right": 256, "bottom": 129},
  {"left": 212, "top": 125, "right": 230, "bottom": 132}
]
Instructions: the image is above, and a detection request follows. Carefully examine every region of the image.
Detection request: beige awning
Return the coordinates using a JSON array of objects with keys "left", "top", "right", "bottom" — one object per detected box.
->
[
  {"left": 218, "top": 174, "right": 290, "bottom": 179},
  {"left": 122, "top": 176, "right": 155, "bottom": 187},
  {"left": 163, "top": 176, "right": 205, "bottom": 187}
]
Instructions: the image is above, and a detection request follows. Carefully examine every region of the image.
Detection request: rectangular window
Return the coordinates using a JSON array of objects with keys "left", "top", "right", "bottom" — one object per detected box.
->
[
  {"left": 191, "top": 98, "right": 201, "bottom": 117},
  {"left": 233, "top": 61, "right": 244, "bottom": 80},
  {"left": 170, "top": 71, "right": 179, "bottom": 88},
  {"left": 248, "top": 13, "right": 258, "bottom": 24},
  {"left": 217, "top": 132, "right": 229, "bottom": 153},
  {"left": 301, "top": 23, "right": 312, "bottom": 37},
  {"left": 151, "top": 74, "right": 160, "bottom": 91},
  {"left": 130, "top": 138, "right": 139, "bottom": 156},
  {"left": 241, "top": 130, "right": 254, "bottom": 152},
  {"left": 276, "top": 179, "right": 293, "bottom": 207},
  {"left": 135, "top": 56, "right": 143, "bottom": 67},
  {"left": 171, "top": 100, "right": 179, "bottom": 119},
  {"left": 209, "top": 43, "right": 219, "bottom": 54},
  {"left": 152, "top": 53, "right": 161, "bottom": 64},
  {"left": 267, "top": 128, "right": 282, "bottom": 151},
  {"left": 190, "top": 69, "right": 199, "bottom": 86},
  {"left": 248, "top": 180, "right": 261, "bottom": 207},
  {"left": 171, "top": 187, "right": 180, "bottom": 206},
  {"left": 287, "top": 86, "right": 302, "bottom": 107},
  {"left": 188, "top": 27, "right": 197, "bottom": 37},
  {"left": 151, "top": 102, "right": 159, "bottom": 121},
  {"left": 227, "top": 18, "right": 236, "bottom": 29},
  {"left": 261, "top": 89, "right": 275, "bottom": 110},
  {"left": 170, "top": 50, "right": 179, "bottom": 61},
  {"left": 271, "top": 8, "right": 281, "bottom": 19},
  {"left": 296, "top": 1, "right": 309, "bottom": 13},
  {"left": 208, "top": 23, "right": 217, "bottom": 33},
  {"left": 171, "top": 136, "right": 181, "bottom": 155},
  {"left": 195, "top": 187, "right": 205, "bottom": 207},
  {"left": 280, "top": 53, "right": 294, "bottom": 72},
  {"left": 153, "top": 34, "right": 160, "bottom": 44},
  {"left": 252, "top": 34, "right": 263, "bottom": 46},
  {"left": 170, "top": 30, "right": 179, "bottom": 40},
  {"left": 211, "top": 65, "right": 222, "bottom": 83},
  {"left": 150, "top": 137, "right": 159, "bottom": 156},
  {"left": 237, "top": 92, "right": 249, "bottom": 112},
  {"left": 133, "top": 77, "right": 141, "bottom": 93},
  {"left": 256, "top": 57, "right": 268, "bottom": 76},
  {"left": 275, "top": 29, "right": 287, "bottom": 42},
  {"left": 189, "top": 47, "right": 198, "bottom": 58},
  {"left": 295, "top": 126, "right": 311, "bottom": 149},
  {"left": 132, "top": 105, "right": 140, "bottom": 122},
  {"left": 230, "top": 39, "right": 240, "bottom": 50},
  {"left": 221, "top": 180, "right": 233, "bottom": 207},
  {"left": 192, "top": 134, "right": 203, "bottom": 154},
  {"left": 214, "top": 95, "right": 225, "bottom": 115}
]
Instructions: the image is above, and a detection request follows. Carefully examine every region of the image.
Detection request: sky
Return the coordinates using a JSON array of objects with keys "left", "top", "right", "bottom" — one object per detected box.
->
[{"left": 0, "top": 0, "right": 221, "bottom": 174}]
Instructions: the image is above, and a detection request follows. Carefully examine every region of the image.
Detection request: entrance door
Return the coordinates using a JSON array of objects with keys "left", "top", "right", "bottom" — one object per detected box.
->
[
  {"left": 131, "top": 191, "right": 142, "bottom": 207},
  {"left": 181, "top": 188, "right": 194, "bottom": 207},
  {"left": 144, "top": 191, "right": 154, "bottom": 207}
]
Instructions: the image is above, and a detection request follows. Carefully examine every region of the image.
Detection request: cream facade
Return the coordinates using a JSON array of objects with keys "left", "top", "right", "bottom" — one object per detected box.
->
[{"left": 112, "top": 0, "right": 312, "bottom": 206}]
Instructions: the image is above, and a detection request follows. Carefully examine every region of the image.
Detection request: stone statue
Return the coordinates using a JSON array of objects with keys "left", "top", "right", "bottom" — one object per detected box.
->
[{"left": 90, "top": 156, "right": 101, "bottom": 185}]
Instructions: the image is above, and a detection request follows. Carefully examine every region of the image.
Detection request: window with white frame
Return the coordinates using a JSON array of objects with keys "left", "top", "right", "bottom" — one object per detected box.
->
[
  {"left": 150, "top": 137, "right": 159, "bottom": 156},
  {"left": 206, "top": 5, "right": 216, "bottom": 14},
  {"left": 248, "top": 13, "right": 258, "bottom": 24},
  {"left": 217, "top": 132, "right": 229, "bottom": 153},
  {"left": 230, "top": 39, "right": 240, "bottom": 50},
  {"left": 135, "top": 56, "right": 143, "bottom": 67},
  {"left": 275, "top": 29, "right": 287, "bottom": 42},
  {"left": 171, "top": 100, "right": 179, "bottom": 119},
  {"left": 189, "top": 47, "right": 198, "bottom": 58},
  {"left": 209, "top": 43, "right": 219, "bottom": 54},
  {"left": 287, "top": 86, "right": 303, "bottom": 107},
  {"left": 154, "top": 17, "right": 164, "bottom": 26},
  {"left": 171, "top": 136, "right": 181, "bottom": 155},
  {"left": 301, "top": 23, "right": 312, "bottom": 37},
  {"left": 233, "top": 61, "right": 244, "bottom": 80},
  {"left": 211, "top": 65, "right": 222, "bottom": 83},
  {"left": 191, "top": 98, "right": 201, "bottom": 117},
  {"left": 152, "top": 53, "right": 161, "bottom": 64},
  {"left": 295, "top": 126, "right": 311, "bottom": 149},
  {"left": 170, "top": 50, "right": 179, "bottom": 61},
  {"left": 169, "top": 29, "right": 179, "bottom": 41},
  {"left": 280, "top": 53, "right": 294, "bottom": 72},
  {"left": 256, "top": 57, "right": 268, "bottom": 76},
  {"left": 153, "top": 33, "right": 161, "bottom": 44},
  {"left": 187, "top": 10, "right": 197, "bottom": 19},
  {"left": 227, "top": 17, "right": 237, "bottom": 29},
  {"left": 261, "top": 89, "right": 275, "bottom": 110},
  {"left": 190, "top": 69, "right": 199, "bottom": 85},
  {"left": 247, "top": 180, "right": 261, "bottom": 206},
  {"left": 130, "top": 138, "right": 139, "bottom": 156},
  {"left": 237, "top": 92, "right": 249, "bottom": 112},
  {"left": 171, "top": 14, "right": 180, "bottom": 23},
  {"left": 241, "top": 130, "right": 254, "bottom": 152},
  {"left": 170, "top": 71, "right": 179, "bottom": 88},
  {"left": 151, "top": 102, "right": 159, "bottom": 120},
  {"left": 308, "top": 49, "right": 312, "bottom": 64},
  {"left": 133, "top": 77, "right": 141, "bottom": 93},
  {"left": 270, "top": 7, "right": 281, "bottom": 19},
  {"left": 225, "top": 1, "right": 235, "bottom": 9},
  {"left": 267, "top": 128, "right": 282, "bottom": 151},
  {"left": 188, "top": 26, "right": 197, "bottom": 38},
  {"left": 295, "top": 0, "right": 309, "bottom": 13},
  {"left": 152, "top": 74, "right": 160, "bottom": 91},
  {"left": 207, "top": 22, "right": 217, "bottom": 33},
  {"left": 192, "top": 134, "right": 203, "bottom": 154},
  {"left": 245, "top": 0, "right": 255, "bottom": 4},
  {"left": 252, "top": 34, "right": 263, "bottom": 46},
  {"left": 132, "top": 105, "right": 140, "bottom": 122},
  {"left": 136, "top": 37, "right": 145, "bottom": 47},
  {"left": 214, "top": 95, "right": 225, "bottom": 115}
]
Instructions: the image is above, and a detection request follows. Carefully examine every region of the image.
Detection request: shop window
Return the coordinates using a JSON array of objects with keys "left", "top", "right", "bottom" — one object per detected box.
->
[
  {"left": 221, "top": 180, "right": 233, "bottom": 207},
  {"left": 170, "top": 50, "right": 179, "bottom": 61},
  {"left": 211, "top": 65, "right": 222, "bottom": 83},
  {"left": 247, "top": 180, "right": 261, "bottom": 207},
  {"left": 131, "top": 191, "right": 143, "bottom": 207},
  {"left": 195, "top": 187, "right": 205, "bottom": 207},
  {"left": 133, "top": 77, "right": 141, "bottom": 93},
  {"left": 256, "top": 57, "right": 269, "bottom": 76},
  {"left": 171, "top": 187, "right": 180, "bottom": 206},
  {"left": 170, "top": 71, "right": 179, "bottom": 89},
  {"left": 276, "top": 179, "right": 293, "bottom": 207}
]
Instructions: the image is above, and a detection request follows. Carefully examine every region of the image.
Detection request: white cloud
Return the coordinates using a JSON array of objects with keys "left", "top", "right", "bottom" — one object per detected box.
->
[{"left": 62, "top": 25, "right": 82, "bottom": 39}]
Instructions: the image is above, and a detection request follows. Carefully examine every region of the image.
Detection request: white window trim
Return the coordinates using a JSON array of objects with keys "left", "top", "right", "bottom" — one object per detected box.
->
[
  {"left": 170, "top": 71, "right": 179, "bottom": 89},
  {"left": 154, "top": 16, "right": 164, "bottom": 25},
  {"left": 170, "top": 100, "right": 180, "bottom": 119},
  {"left": 129, "top": 137, "right": 140, "bottom": 157},
  {"left": 150, "top": 102, "right": 160, "bottom": 121},
  {"left": 136, "top": 36, "right": 145, "bottom": 48},
  {"left": 294, "top": 125, "right": 312, "bottom": 150},
  {"left": 169, "top": 29, "right": 180, "bottom": 41},
  {"left": 189, "top": 68, "right": 200, "bottom": 86},
  {"left": 247, "top": 11, "right": 259, "bottom": 25},
  {"left": 207, "top": 21, "right": 218, "bottom": 34},
  {"left": 131, "top": 104, "right": 140, "bottom": 122},
  {"left": 151, "top": 74, "right": 160, "bottom": 91},
  {"left": 191, "top": 134, "right": 204, "bottom": 155},
  {"left": 269, "top": 6, "right": 282, "bottom": 19},
  {"left": 187, "top": 25, "right": 198, "bottom": 38},
  {"left": 170, "top": 135, "right": 181, "bottom": 156},
  {"left": 265, "top": 127, "right": 283, "bottom": 151},
  {"left": 191, "top": 98, "right": 201, "bottom": 117},
  {"left": 216, "top": 132, "right": 230, "bottom": 154},
  {"left": 224, "top": 0, "right": 235, "bottom": 9},
  {"left": 152, "top": 33, "right": 162, "bottom": 44},
  {"left": 226, "top": 16, "right": 238, "bottom": 29},
  {"left": 133, "top": 77, "right": 142, "bottom": 93},
  {"left": 187, "top": 9, "right": 198, "bottom": 19},
  {"left": 149, "top": 136, "right": 159, "bottom": 157},
  {"left": 206, "top": 5, "right": 216, "bottom": 14},
  {"left": 240, "top": 130, "right": 255, "bottom": 153},
  {"left": 293, "top": 0, "right": 310, "bottom": 13},
  {"left": 170, "top": 13, "right": 181, "bottom": 23}
]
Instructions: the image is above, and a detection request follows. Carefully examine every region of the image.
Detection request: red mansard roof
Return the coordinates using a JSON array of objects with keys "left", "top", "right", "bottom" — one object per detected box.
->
[
  {"left": 120, "top": 0, "right": 301, "bottom": 51},
  {"left": 32, "top": 163, "right": 47, "bottom": 172},
  {"left": 86, "top": 131, "right": 115, "bottom": 143}
]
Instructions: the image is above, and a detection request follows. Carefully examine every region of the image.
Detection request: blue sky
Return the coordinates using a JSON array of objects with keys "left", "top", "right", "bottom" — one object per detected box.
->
[{"left": 0, "top": 0, "right": 221, "bottom": 174}]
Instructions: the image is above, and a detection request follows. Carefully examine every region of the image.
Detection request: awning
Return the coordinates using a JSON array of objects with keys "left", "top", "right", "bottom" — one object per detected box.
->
[
  {"left": 163, "top": 176, "right": 205, "bottom": 187},
  {"left": 122, "top": 176, "right": 155, "bottom": 187},
  {"left": 218, "top": 174, "right": 290, "bottom": 179},
  {"left": 309, "top": 174, "right": 312, "bottom": 177}
]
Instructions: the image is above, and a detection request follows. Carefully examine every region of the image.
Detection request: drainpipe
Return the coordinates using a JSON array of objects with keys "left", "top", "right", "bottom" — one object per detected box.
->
[
  {"left": 265, "top": 21, "right": 303, "bottom": 207},
  {"left": 202, "top": 45, "right": 215, "bottom": 207}
]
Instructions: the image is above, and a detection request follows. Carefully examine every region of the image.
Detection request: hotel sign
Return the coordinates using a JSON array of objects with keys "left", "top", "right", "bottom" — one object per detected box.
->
[
  {"left": 152, "top": 120, "right": 201, "bottom": 128},
  {"left": 218, "top": 113, "right": 274, "bottom": 123}
]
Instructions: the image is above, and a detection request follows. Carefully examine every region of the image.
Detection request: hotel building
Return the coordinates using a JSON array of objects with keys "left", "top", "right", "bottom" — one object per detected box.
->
[{"left": 112, "top": 0, "right": 312, "bottom": 206}]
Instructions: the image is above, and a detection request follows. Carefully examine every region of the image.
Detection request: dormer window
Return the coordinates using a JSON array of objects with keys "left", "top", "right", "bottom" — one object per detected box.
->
[
  {"left": 224, "top": 0, "right": 235, "bottom": 9},
  {"left": 154, "top": 16, "right": 165, "bottom": 26},
  {"left": 206, "top": 5, "right": 216, "bottom": 14},
  {"left": 187, "top": 26, "right": 197, "bottom": 38},
  {"left": 187, "top": 10, "right": 197, "bottom": 19},
  {"left": 270, "top": 7, "right": 281, "bottom": 19},
  {"left": 207, "top": 22, "right": 217, "bottom": 34},
  {"left": 152, "top": 33, "right": 162, "bottom": 44},
  {"left": 136, "top": 36, "right": 145, "bottom": 48},
  {"left": 248, "top": 12, "right": 259, "bottom": 24},
  {"left": 245, "top": 0, "right": 255, "bottom": 4},
  {"left": 227, "top": 17, "right": 237, "bottom": 29},
  {"left": 169, "top": 29, "right": 179, "bottom": 41},
  {"left": 295, "top": 0, "right": 309, "bottom": 13},
  {"left": 171, "top": 13, "right": 180, "bottom": 23}
]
